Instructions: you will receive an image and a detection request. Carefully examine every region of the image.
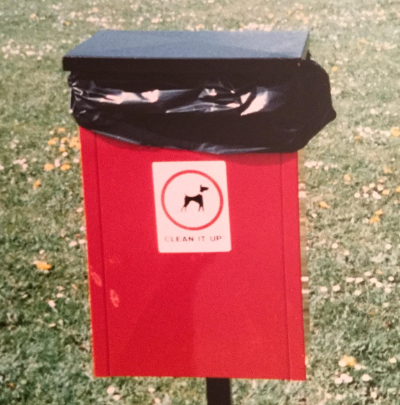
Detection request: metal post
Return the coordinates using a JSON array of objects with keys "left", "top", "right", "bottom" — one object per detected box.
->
[{"left": 206, "top": 378, "right": 232, "bottom": 405}]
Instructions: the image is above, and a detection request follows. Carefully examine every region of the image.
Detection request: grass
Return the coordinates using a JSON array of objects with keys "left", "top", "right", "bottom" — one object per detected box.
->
[{"left": 1, "top": 0, "right": 400, "bottom": 404}]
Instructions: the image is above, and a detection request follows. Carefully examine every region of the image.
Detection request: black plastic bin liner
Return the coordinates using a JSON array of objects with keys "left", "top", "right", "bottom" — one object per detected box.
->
[{"left": 69, "top": 58, "right": 336, "bottom": 154}]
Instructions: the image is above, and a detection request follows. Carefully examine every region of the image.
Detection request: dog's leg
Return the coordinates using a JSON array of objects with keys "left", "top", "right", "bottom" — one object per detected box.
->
[{"left": 182, "top": 196, "right": 189, "bottom": 211}]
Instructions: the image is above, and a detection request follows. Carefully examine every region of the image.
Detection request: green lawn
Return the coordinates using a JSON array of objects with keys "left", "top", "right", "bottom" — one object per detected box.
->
[{"left": 1, "top": 0, "right": 400, "bottom": 404}]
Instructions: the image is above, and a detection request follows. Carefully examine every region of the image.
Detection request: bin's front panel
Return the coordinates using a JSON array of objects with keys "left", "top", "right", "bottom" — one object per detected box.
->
[{"left": 80, "top": 128, "right": 305, "bottom": 380}]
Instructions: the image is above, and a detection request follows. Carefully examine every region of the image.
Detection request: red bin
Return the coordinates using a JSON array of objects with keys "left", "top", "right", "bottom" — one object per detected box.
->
[{"left": 63, "top": 30, "right": 335, "bottom": 381}]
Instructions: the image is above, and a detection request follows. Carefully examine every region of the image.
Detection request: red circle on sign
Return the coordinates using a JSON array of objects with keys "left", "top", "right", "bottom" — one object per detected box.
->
[{"left": 161, "top": 170, "right": 224, "bottom": 231}]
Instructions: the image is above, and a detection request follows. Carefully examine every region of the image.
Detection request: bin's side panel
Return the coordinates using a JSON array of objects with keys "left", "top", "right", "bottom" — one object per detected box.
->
[
  {"left": 79, "top": 127, "right": 110, "bottom": 376},
  {"left": 298, "top": 150, "right": 310, "bottom": 361},
  {"left": 281, "top": 153, "right": 306, "bottom": 380}
]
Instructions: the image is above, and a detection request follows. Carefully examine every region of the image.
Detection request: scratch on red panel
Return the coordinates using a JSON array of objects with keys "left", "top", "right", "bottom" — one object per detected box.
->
[
  {"left": 90, "top": 271, "right": 103, "bottom": 287},
  {"left": 110, "top": 289, "right": 120, "bottom": 308}
]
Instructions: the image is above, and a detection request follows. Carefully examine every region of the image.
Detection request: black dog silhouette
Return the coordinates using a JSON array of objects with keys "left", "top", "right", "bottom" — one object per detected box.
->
[{"left": 181, "top": 185, "right": 209, "bottom": 211}]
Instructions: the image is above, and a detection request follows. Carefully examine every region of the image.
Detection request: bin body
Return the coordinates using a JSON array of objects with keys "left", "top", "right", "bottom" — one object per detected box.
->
[
  {"left": 80, "top": 127, "right": 306, "bottom": 380},
  {"left": 61, "top": 30, "right": 334, "bottom": 382}
]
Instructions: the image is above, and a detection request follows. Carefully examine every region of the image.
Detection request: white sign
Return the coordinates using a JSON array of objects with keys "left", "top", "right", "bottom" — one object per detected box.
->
[{"left": 152, "top": 161, "right": 231, "bottom": 253}]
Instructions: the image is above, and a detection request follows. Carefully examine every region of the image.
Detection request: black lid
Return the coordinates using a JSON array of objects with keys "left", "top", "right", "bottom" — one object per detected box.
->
[{"left": 63, "top": 30, "right": 309, "bottom": 75}]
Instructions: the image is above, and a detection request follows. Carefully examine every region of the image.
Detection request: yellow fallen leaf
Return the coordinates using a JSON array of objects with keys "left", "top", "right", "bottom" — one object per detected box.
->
[
  {"left": 69, "top": 136, "right": 80, "bottom": 149},
  {"left": 375, "top": 209, "right": 383, "bottom": 216},
  {"left": 343, "top": 174, "right": 352, "bottom": 184},
  {"left": 43, "top": 163, "right": 54, "bottom": 171},
  {"left": 47, "top": 137, "right": 59, "bottom": 146},
  {"left": 69, "top": 138, "right": 77, "bottom": 147},
  {"left": 319, "top": 201, "right": 330, "bottom": 209},
  {"left": 396, "top": 186, "right": 400, "bottom": 193},
  {"left": 33, "top": 179, "right": 41, "bottom": 189},
  {"left": 57, "top": 127, "right": 66, "bottom": 134},
  {"left": 354, "top": 135, "right": 362, "bottom": 141},
  {"left": 338, "top": 355, "right": 357, "bottom": 368},
  {"left": 382, "top": 189, "right": 390, "bottom": 196},
  {"left": 59, "top": 146, "right": 66, "bottom": 152},
  {"left": 391, "top": 127, "right": 400, "bottom": 138},
  {"left": 30, "top": 13, "right": 36, "bottom": 19},
  {"left": 36, "top": 261, "right": 52, "bottom": 270},
  {"left": 331, "top": 66, "right": 338, "bottom": 72},
  {"left": 92, "top": 7, "right": 99, "bottom": 12},
  {"left": 60, "top": 163, "right": 71, "bottom": 171},
  {"left": 384, "top": 166, "right": 393, "bottom": 174},
  {"left": 370, "top": 215, "right": 380, "bottom": 224},
  {"left": 64, "top": 21, "right": 70, "bottom": 26}
]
